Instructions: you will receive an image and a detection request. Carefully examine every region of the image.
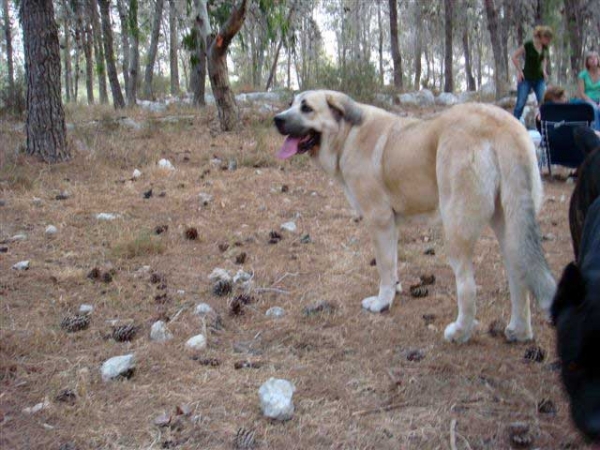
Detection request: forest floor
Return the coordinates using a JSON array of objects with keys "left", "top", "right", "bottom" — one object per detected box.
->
[{"left": 0, "top": 101, "right": 590, "bottom": 449}]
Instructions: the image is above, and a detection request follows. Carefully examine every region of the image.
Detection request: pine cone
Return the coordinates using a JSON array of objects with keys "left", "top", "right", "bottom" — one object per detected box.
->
[
  {"left": 112, "top": 324, "right": 138, "bottom": 342},
  {"left": 409, "top": 285, "right": 429, "bottom": 298},
  {"left": 60, "top": 314, "right": 90, "bottom": 333},
  {"left": 234, "top": 427, "right": 256, "bottom": 449},
  {"left": 213, "top": 279, "right": 232, "bottom": 297}
]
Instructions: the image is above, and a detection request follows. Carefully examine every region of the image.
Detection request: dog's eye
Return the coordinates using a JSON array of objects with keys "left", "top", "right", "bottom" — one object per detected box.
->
[{"left": 301, "top": 104, "right": 313, "bottom": 113}]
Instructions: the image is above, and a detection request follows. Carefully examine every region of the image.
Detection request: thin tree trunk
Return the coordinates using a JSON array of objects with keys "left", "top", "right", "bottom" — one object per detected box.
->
[
  {"left": 564, "top": 0, "right": 584, "bottom": 80},
  {"left": 98, "top": 0, "right": 125, "bottom": 108},
  {"left": 63, "top": 17, "right": 72, "bottom": 102},
  {"left": 2, "top": 0, "right": 15, "bottom": 103},
  {"left": 143, "top": 0, "right": 164, "bottom": 99},
  {"left": 484, "top": 0, "right": 510, "bottom": 98},
  {"left": 169, "top": 0, "right": 179, "bottom": 95},
  {"left": 190, "top": 0, "right": 208, "bottom": 106},
  {"left": 126, "top": 0, "right": 139, "bottom": 105},
  {"left": 207, "top": 0, "right": 247, "bottom": 131},
  {"left": 388, "top": 0, "right": 403, "bottom": 90},
  {"left": 414, "top": 2, "right": 422, "bottom": 89},
  {"left": 116, "top": 0, "right": 130, "bottom": 97},
  {"left": 265, "top": 2, "right": 295, "bottom": 91},
  {"left": 20, "top": 0, "right": 69, "bottom": 162},
  {"left": 443, "top": 0, "right": 454, "bottom": 92},
  {"left": 463, "top": 28, "right": 476, "bottom": 91},
  {"left": 377, "top": 0, "right": 384, "bottom": 87},
  {"left": 76, "top": 0, "right": 94, "bottom": 104},
  {"left": 90, "top": 0, "right": 108, "bottom": 103}
]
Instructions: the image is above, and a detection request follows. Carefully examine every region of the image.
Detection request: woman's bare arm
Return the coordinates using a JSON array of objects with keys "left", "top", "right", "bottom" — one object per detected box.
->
[{"left": 511, "top": 46, "right": 525, "bottom": 81}]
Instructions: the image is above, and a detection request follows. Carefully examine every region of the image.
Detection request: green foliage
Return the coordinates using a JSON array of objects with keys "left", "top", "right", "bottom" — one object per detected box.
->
[{"left": 313, "top": 60, "right": 379, "bottom": 103}]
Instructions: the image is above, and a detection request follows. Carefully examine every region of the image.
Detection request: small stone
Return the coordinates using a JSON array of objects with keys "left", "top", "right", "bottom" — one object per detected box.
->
[
  {"left": 210, "top": 157, "right": 223, "bottom": 168},
  {"left": 185, "top": 334, "right": 207, "bottom": 351},
  {"left": 266, "top": 306, "right": 285, "bottom": 318},
  {"left": 153, "top": 413, "right": 171, "bottom": 427},
  {"left": 55, "top": 191, "right": 70, "bottom": 200},
  {"left": 524, "top": 345, "right": 546, "bottom": 363},
  {"left": 12, "top": 260, "right": 30, "bottom": 270},
  {"left": 10, "top": 233, "right": 27, "bottom": 242},
  {"left": 369, "top": 258, "right": 377, "bottom": 266},
  {"left": 132, "top": 169, "right": 142, "bottom": 179},
  {"left": 235, "top": 252, "right": 247, "bottom": 265},
  {"left": 406, "top": 349, "right": 425, "bottom": 362},
  {"left": 234, "top": 360, "right": 263, "bottom": 369},
  {"left": 259, "top": 378, "right": 295, "bottom": 421},
  {"left": 23, "top": 398, "right": 51, "bottom": 414},
  {"left": 32, "top": 198, "right": 42, "bottom": 206},
  {"left": 100, "top": 354, "right": 136, "bottom": 381},
  {"left": 177, "top": 289, "right": 185, "bottom": 295},
  {"left": 78, "top": 304, "right": 94, "bottom": 315},
  {"left": 300, "top": 234, "right": 311, "bottom": 244},
  {"left": 419, "top": 274, "right": 436, "bottom": 285},
  {"left": 233, "top": 270, "right": 252, "bottom": 284},
  {"left": 488, "top": 319, "right": 506, "bottom": 338},
  {"left": 158, "top": 158, "right": 175, "bottom": 170},
  {"left": 154, "top": 224, "right": 168, "bottom": 235},
  {"left": 508, "top": 421, "right": 533, "bottom": 448},
  {"left": 302, "top": 301, "right": 335, "bottom": 317},
  {"left": 198, "top": 192, "right": 213, "bottom": 205},
  {"left": 143, "top": 188, "right": 153, "bottom": 199},
  {"left": 537, "top": 398, "right": 556, "bottom": 416},
  {"left": 150, "top": 320, "right": 173, "bottom": 342},
  {"left": 424, "top": 247, "right": 435, "bottom": 255},
  {"left": 195, "top": 303, "right": 214, "bottom": 316},
  {"left": 45, "top": 225, "right": 58, "bottom": 236},
  {"left": 280, "top": 221, "right": 297, "bottom": 233},
  {"left": 209, "top": 268, "right": 232, "bottom": 283},
  {"left": 228, "top": 159, "right": 237, "bottom": 171},
  {"left": 422, "top": 314, "right": 436, "bottom": 325},
  {"left": 55, "top": 389, "right": 76, "bottom": 405},
  {"left": 96, "top": 213, "right": 118, "bottom": 221},
  {"left": 542, "top": 233, "right": 555, "bottom": 242}
]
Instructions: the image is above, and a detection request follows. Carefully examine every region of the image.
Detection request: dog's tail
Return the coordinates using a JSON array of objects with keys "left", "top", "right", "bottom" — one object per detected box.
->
[{"left": 498, "top": 132, "right": 556, "bottom": 312}]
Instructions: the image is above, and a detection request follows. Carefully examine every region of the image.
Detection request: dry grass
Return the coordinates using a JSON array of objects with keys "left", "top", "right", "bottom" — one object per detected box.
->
[{"left": 0, "top": 103, "right": 591, "bottom": 450}]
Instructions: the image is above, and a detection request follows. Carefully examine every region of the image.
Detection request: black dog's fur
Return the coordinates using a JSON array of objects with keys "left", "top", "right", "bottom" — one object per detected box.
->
[
  {"left": 569, "top": 127, "right": 600, "bottom": 259},
  {"left": 553, "top": 134, "right": 600, "bottom": 442}
]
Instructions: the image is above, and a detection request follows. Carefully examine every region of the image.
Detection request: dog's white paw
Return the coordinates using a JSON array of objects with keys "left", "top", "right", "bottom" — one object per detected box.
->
[
  {"left": 361, "top": 296, "right": 391, "bottom": 313},
  {"left": 444, "top": 322, "right": 473, "bottom": 344},
  {"left": 504, "top": 326, "right": 534, "bottom": 343}
]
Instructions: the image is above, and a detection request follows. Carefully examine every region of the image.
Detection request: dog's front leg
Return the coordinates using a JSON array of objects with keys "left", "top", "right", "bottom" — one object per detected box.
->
[{"left": 361, "top": 211, "right": 400, "bottom": 313}]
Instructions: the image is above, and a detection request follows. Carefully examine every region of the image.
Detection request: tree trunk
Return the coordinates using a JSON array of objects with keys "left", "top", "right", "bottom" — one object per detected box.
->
[
  {"left": 388, "top": 0, "right": 403, "bottom": 90},
  {"left": 169, "top": 0, "right": 180, "bottom": 95},
  {"left": 564, "top": 0, "right": 584, "bottom": 80},
  {"left": 443, "top": 0, "right": 454, "bottom": 92},
  {"left": 463, "top": 28, "right": 476, "bottom": 91},
  {"left": 20, "top": 0, "right": 69, "bottom": 162},
  {"left": 377, "top": 0, "right": 384, "bottom": 87},
  {"left": 190, "top": 0, "right": 209, "bottom": 106},
  {"left": 76, "top": 0, "right": 94, "bottom": 104},
  {"left": 90, "top": 0, "right": 108, "bottom": 103},
  {"left": 414, "top": 2, "right": 422, "bottom": 89},
  {"left": 116, "top": 0, "right": 130, "bottom": 97},
  {"left": 484, "top": 0, "right": 510, "bottom": 98},
  {"left": 126, "top": 0, "right": 139, "bottom": 106},
  {"left": 98, "top": 0, "right": 125, "bottom": 108},
  {"left": 2, "top": 0, "right": 15, "bottom": 104},
  {"left": 143, "top": 0, "right": 164, "bottom": 99},
  {"left": 265, "top": 2, "right": 295, "bottom": 91},
  {"left": 63, "top": 16, "right": 72, "bottom": 102},
  {"left": 207, "top": 0, "right": 247, "bottom": 131}
]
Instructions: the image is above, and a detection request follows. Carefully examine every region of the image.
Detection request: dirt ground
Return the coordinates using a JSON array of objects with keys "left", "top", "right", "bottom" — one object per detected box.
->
[{"left": 0, "top": 102, "right": 590, "bottom": 449}]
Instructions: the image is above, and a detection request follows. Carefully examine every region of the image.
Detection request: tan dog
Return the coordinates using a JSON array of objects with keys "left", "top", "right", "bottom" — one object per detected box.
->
[{"left": 274, "top": 90, "right": 556, "bottom": 343}]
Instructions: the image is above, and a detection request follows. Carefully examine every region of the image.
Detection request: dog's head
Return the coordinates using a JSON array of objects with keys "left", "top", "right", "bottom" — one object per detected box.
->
[
  {"left": 552, "top": 262, "right": 600, "bottom": 444},
  {"left": 273, "top": 90, "right": 363, "bottom": 160}
]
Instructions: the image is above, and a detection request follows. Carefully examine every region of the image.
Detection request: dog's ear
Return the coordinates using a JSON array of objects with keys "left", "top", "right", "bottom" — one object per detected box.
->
[
  {"left": 326, "top": 93, "right": 363, "bottom": 126},
  {"left": 551, "top": 262, "right": 586, "bottom": 325}
]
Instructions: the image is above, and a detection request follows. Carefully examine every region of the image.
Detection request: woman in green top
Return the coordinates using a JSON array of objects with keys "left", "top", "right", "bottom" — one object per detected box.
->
[
  {"left": 576, "top": 51, "right": 600, "bottom": 130},
  {"left": 511, "top": 26, "right": 553, "bottom": 121}
]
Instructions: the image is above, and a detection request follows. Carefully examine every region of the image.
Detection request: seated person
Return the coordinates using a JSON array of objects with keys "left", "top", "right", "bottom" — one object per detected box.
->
[
  {"left": 535, "top": 85, "right": 568, "bottom": 132},
  {"left": 576, "top": 51, "right": 600, "bottom": 130}
]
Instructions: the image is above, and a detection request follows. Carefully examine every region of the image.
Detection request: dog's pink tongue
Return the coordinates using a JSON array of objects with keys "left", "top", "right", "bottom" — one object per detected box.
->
[{"left": 276, "top": 136, "right": 300, "bottom": 160}]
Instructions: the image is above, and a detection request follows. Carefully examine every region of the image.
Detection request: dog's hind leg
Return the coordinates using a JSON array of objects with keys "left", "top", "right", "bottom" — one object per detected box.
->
[{"left": 491, "top": 209, "right": 534, "bottom": 342}]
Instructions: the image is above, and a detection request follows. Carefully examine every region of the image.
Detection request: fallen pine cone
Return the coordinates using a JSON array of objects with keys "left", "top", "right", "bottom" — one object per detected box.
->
[
  {"left": 419, "top": 274, "right": 436, "bottom": 285},
  {"left": 60, "top": 315, "right": 90, "bottom": 333},
  {"left": 213, "top": 279, "right": 232, "bottom": 297},
  {"left": 234, "top": 360, "right": 262, "bottom": 370},
  {"left": 192, "top": 357, "right": 221, "bottom": 367},
  {"left": 112, "top": 324, "right": 138, "bottom": 342},
  {"left": 235, "top": 427, "right": 257, "bottom": 449},
  {"left": 409, "top": 285, "right": 429, "bottom": 298},
  {"left": 184, "top": 227, "right": 199, "bottom": 240}
]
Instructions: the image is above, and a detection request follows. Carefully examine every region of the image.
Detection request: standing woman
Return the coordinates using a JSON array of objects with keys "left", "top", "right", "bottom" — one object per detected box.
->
[
  {"left": 511, "top": 26, "right": 554, "bottom": 121},
  {"left": 576, "top": 51, "right": 600, "bottom": 130}
]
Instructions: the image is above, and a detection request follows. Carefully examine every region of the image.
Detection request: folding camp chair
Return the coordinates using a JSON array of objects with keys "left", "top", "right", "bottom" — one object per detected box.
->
[{"left": 540, "top": 103, "right": 595, "bottom": 175}]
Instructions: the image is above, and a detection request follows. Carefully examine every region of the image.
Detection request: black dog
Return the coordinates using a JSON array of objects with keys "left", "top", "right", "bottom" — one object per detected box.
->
[
  {"left": 552, "top": 196, "right": 600, "bottom": 444},
  {"left": 569, "top": 127, "right": 600, "bottom": 259}
]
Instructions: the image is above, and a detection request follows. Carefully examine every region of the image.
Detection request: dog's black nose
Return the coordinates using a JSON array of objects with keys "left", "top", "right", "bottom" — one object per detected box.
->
[{"left": 274, "top": 116, "right": 285, "bottom": 129}]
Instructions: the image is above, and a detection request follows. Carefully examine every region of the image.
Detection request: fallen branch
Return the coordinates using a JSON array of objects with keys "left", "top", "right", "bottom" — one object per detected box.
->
[
  {"left": 351, "top": 402, "right": 408, "bottom": 417},
  {"left": 450, "top": 419, "right": 458, "bottom": 450}
]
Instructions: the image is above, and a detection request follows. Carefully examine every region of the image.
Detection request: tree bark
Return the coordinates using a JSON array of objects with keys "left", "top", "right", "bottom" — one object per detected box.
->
[
  {"left": 414, "top": 1, "right": 422, "bottom": 89},
  {"left": 443, "top": 0, "right": 454, "bottom": 92},
  {"left": 126, "top": 0, "right": 139, "bottom": 105},
  {"left": 63, "top": 15, "right": 72, "bottom": 102},
  {"left": 388, "top": 0, "right": 403, "bottom": 90},
  {"left": 377, "top": 0, "right": 384, "bottom": 87},
  {"left": 190, "top": 0, "right": 209, "bottom": 106},
  {"left": 90, "top": 0, "right": 108, "bottom": 103},
  {"left": 143, "top": 0, "right": 164, "bottom": 99},
  {"left": 76, "top": 0, "right": 94, "bottom": 104},
  {"left": 169, "top": 0, "right": 180, "bottom": 95},
  {"left": 2, "top": 0, "right": 15, "bottom": 103},
  {"left": 463, "top": 28, "right": 476, "bottom": 91},
  {"left": 484, "top": 0, "right": 510, "bottom": 98},
  {"left": 265, "top": 2, "right": 295, "bottom": 91},
  {"left": 207, "top": 0, "right": 247, "bottom": 131},
  {"left": 98, "top": 0, "right": 125, "bottom": 108},
  {"left": 20, "top": 0, "right": 69, "bottom": 163},
  {"left": 564, "top": 0, "right": 584, "bottom": 79},
  {"left": 116, "top": 0, "right": 130, "bottom": 97}
]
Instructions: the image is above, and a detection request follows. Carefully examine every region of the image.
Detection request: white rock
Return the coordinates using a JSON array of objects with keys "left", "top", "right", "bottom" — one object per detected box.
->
[
  {"left": 198, "top": 193, "right": 213, "bottom": 205},
  {"left": 139, "top": 100, "right": 167, "bottom": 113},
  {"left": 23, "top": 398, "right": 50, "bottom": 415},
  {"left": 45, "top": 225, "right": 58, "bottom": 236},
  {"left": 266, "top": 306, "right": 285, "bottom": 318},
  {"left": 209, "top": 268, "right": 231, "bottom": 283},
  {"left": 375, "top": 93, "right": 393, "bottom": 105},
  {"left": 132, "top": 169, "right": 142, "bottom": 179},
  {"left": 96, "top": 213, "right": 119, "bottom": 221},
  {"left": 233, "top": 270, "right": 252, "bottom": 284},
  {"left": 457, "top": 91, "right": 479, "bottom": 103},
  {"left": 120, "top": 117, "right": 142, "bottom": 130},
  {"left": 158, "top": 159, "right": 175, "bottom": 170},
  {"left": 79, "top": 304, "right": 94, "bottom": 315},
  {"left": 150, "top": 321, "right": 173, "bottom": 343},
  {"left": 32, "top": 197, "right": 43, "bottom": 206},
  {"left": 259, "top": 378, "right": 296, "bottom": 421},
  {"left": 10, "top": 233, "right": 27, "bottom": 242},
  {"left": 280, "top": 221, "right": 297, "bottom": 233},
  {"left": 398, "top": 89, "right": 435, "bottom": 107},
  {"left": 479, "top": 81, "right": 496, "bottom": 98},
  {"left": 436, "top": 92, "right": 458, "bottom": 106},
  {"left": 195, "top": 303, "right": 214, "bottom": 316},
  {"left": 177, "top": 289, "right": 185, "bottom": 295},
  {"left": 209, "top": 157, "right": 223, "bottom": 168},
  {"left": 101, "top": 354, "right": 136, "bottom": 382},
  {"left": 185, "top": 334, "right": 207, "bottom": 351},
  {"left": 12, "top": 260, "right": 30, "bottom": 270}
]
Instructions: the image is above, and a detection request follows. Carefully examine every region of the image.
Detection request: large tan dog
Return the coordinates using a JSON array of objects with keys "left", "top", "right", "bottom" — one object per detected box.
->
[{"left": 274, "top": 90, "right": 557, "bottom": 343}]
